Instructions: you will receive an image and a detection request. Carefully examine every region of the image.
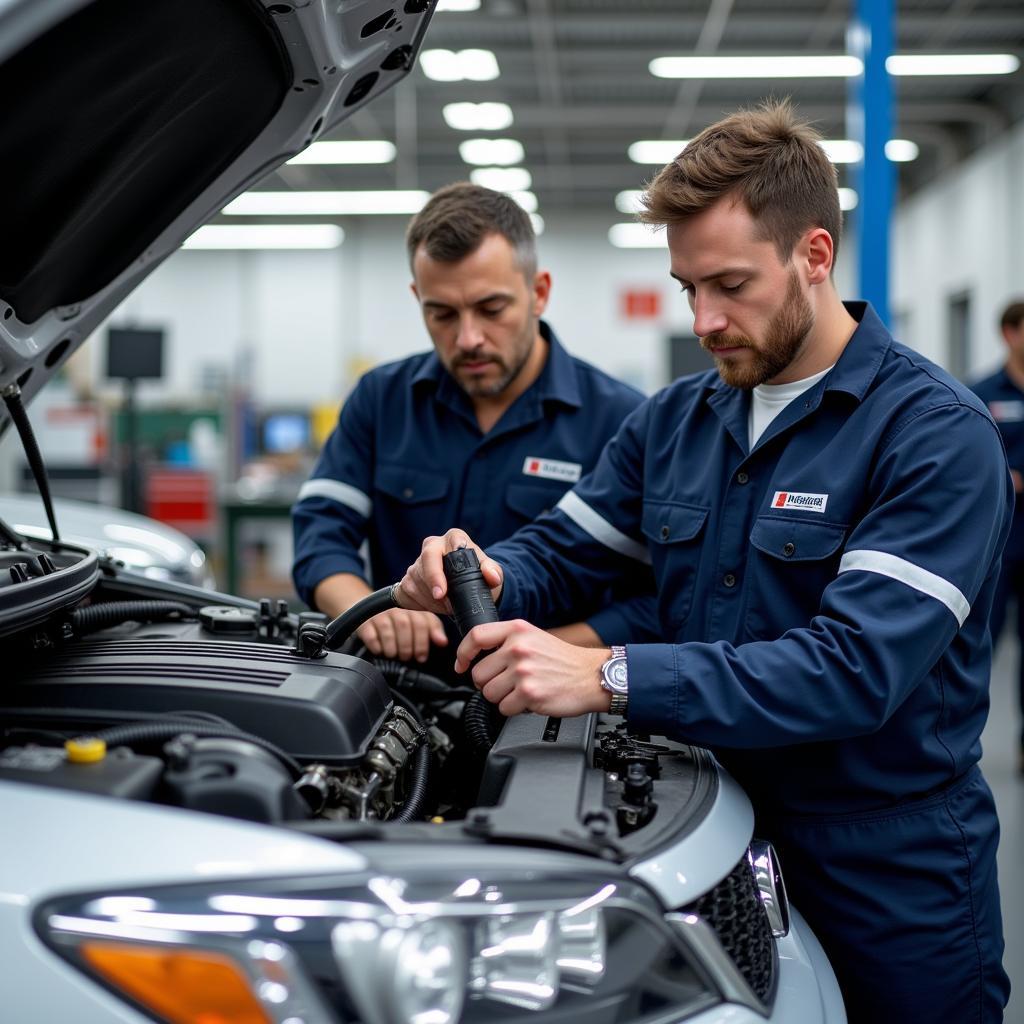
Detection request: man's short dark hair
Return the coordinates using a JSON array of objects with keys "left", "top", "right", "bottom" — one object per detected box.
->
[
  {"left": 1000, "top": 300, "right": 1024, "bottom": 331},
  {"left": 639, "top": 99, "right": 842, "bottom": 266},
  {"left": 405, "top": 182, "right": 537, "bottom": 278}
]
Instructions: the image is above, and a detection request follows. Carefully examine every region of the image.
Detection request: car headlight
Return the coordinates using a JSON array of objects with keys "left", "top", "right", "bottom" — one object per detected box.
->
[{"left": 38, "top": 863, "right": 721, "bottom": 1024}]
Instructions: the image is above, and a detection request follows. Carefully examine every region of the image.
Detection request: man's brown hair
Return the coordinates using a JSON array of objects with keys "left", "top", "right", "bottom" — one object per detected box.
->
[
  {"left": 405, "top": 182, "right": 537, "bottom": 277},
  {"left": 639, "top": 99, "right": 842, "bottom": 265},
  {"left": 1000, "top": 300, "right": 1024, "bottom": 331}
]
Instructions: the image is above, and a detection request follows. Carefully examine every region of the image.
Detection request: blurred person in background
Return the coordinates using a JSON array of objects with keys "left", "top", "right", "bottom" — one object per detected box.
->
[{"left": 971, "top": 298, "right": 1024, "bottom": 776}]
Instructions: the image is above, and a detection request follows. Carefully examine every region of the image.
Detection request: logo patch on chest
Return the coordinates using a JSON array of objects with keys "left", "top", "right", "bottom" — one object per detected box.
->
[
  {"left": 772, "top": 490, "right": 828, "bottom": 513},
  {"left": 522, "top": 456, "right": 582, "bottom": 483}
]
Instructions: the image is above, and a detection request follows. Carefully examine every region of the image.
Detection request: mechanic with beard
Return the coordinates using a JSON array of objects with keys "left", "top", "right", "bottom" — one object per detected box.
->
[
  {"left": 396, "top": 104, "right": 1012, "bottom": 1022},
  {"left": 292, "top": 182, "right": 652, "bottom": 665}
]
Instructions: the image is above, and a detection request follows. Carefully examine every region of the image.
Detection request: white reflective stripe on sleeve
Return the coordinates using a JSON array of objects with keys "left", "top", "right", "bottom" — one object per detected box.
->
[
  {"left": 296, "top": 478, "right": 373, "bottom": 518},
  {"left": 838, "top": 549, "right": 970, "bottom": 626},
  {"left": 555, "top": 491, "right": 651, "bottom": 564}
]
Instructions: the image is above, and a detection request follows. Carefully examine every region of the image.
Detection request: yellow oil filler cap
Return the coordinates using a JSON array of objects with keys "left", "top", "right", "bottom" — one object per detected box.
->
[{"left": 65, "top": 737, "right": 107, "bottom": 763}]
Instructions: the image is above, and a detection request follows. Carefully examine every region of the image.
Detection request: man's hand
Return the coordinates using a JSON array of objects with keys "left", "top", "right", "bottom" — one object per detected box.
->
[
  {"left": 397, "top": 529, "right": 504, "bottom": 615},
  {"left": 454, "top": 619, "right": 611, "bottom": 718},
  {"left": 357, "top": 608, "right": 447, "bottom": 662}
]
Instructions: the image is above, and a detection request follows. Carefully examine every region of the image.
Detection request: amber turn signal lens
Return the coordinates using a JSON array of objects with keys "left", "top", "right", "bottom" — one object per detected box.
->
[{"left": 80, "top": 942, "right": 271, "bottom": 1024}]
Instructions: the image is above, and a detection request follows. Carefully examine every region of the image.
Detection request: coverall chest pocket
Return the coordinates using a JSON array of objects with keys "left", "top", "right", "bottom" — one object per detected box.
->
[
  {"left": 745, "top": 516, "right": 847, "bottom": 639},
  {"left": 374, "top": 464, "right": 451, "bottom": 531},
  {"left": 641, "top": 500, "right": 709, "bottom": 628}
]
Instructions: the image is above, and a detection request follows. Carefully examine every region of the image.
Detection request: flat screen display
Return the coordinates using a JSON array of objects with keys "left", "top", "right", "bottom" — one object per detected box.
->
[{"left": 262, "top": 412, "right": 310, "bottom": 454}]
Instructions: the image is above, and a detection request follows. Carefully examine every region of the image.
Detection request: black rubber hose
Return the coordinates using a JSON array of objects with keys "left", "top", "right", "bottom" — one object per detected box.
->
[
  {"left": 373, "top": 659, "right": 463, "bottom": 696},
  {"left": 324, "top": 585, "right": 399, "bottom": 650},
  {"left": 84, "top": 720, "right": 303, "bottom": 779},
  {"left": 391, "top": 740, "right": 430, "bottom": 823},
  {"left": 70, "top": 600, "right": 194, "bottom": 633},
  {"left": 463, "top": 691, "right": 503, "bottom": 753}
]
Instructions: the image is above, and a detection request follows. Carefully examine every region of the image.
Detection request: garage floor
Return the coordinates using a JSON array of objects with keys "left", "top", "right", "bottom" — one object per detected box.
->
[{"left": 983, "top": 635, "right": 1023, "bottom": 1023}]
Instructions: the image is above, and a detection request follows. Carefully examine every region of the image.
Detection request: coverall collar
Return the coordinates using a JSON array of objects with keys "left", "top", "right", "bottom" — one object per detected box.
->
[{"left": 705, "top": 301, "right": 891, "bottom": 455}]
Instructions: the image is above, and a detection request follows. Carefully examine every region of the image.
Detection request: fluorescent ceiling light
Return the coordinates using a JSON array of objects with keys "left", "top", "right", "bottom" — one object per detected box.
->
[
  {"left": 884, "top": 139, "right": 919, "bottom": 162},
  {"left": 470, "top": 167, "right": 533, "bottom": 191},
  {"left": 650, "top": 55, "right": 862, "bottom": 78},
  {"left": 436, "top": 0, "right": 480, "bottom": 9},
  {"left": 510, "top": 191, "right": 538, "bottom": 214},
  {"left": 183, "top": 225, "right": 344, "bottom": 250},
  {"left": 608, "top": 223, "right": 665, "bottom": 249},
  {"left": 420, "top": 48, "right": 499, "bottom": 82},
  {"left": 530, "top": 214, "right": 545, "bottom": 236},
  {"left": 287, "top": 141, "right": 396, "bottom": 165},
  {"left": 820, "top": 140, "right": 863, "bottom": 164},
  {"left": 223, "top": 191, "right": 430, "bottom": 215},
  {"left": 821, "top": 139, "right": 918, "bottom": 163},
  {"left": 615, "top": 190, "right": 645, "bottom": 214},
  {"left": 459, "top": 138, "right": 525, "bottom": 166},
  {"left": 628, "top": 140, "right": 689, "bottom": 164},
  {"left": 443, "top": 101, "right": 514, "bottom": 131},
  {"left": 628, "top": 138, "right": 916, "bottom": 166},
  {"left": 887, "top": 53, "right": 1020, "bottom": 76},
  {"left": 838, "top": 188, "right": 858, "bottom": 212}
]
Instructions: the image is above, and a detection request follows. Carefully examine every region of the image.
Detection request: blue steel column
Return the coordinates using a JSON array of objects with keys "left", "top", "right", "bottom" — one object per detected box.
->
[{"left": 847, "top": 0, "right": 894, "bottom": 326}]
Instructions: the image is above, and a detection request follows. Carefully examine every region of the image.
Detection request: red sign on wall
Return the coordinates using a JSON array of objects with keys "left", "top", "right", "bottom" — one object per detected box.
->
[{"left": 621, "top": 289, "right": 662, "bottom": 319}]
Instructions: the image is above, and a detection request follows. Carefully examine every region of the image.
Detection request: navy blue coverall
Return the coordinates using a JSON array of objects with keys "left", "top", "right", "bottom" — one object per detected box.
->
[
  {"left": 292, "top": 322, "right": 653, "bottom": 643},
  {"left": 971, "top": 366, "right": 1024, "bottom": 756},
  {"left": 490, "top": 304, "right": 1012, "bottom": 1022}
]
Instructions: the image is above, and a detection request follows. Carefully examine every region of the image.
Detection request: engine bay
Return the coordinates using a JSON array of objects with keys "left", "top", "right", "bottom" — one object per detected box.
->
[{"left": 0, "top": 538, "right": 715, "bottom": 860}]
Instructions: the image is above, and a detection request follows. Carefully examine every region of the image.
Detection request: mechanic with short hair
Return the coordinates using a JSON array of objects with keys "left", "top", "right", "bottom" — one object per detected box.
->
[
  {"left": 397, "top": 103, "right": 1012, "bottom": 1022},
  {"left": 971, "top": 297, "right": 1024, "bottom": 777},
  {"left": 292, "top": 182, "right": 652, "bottom": 662}
]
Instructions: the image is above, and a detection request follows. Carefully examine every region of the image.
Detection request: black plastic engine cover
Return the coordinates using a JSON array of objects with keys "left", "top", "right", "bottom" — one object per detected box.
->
[{"left": 6, "top": 636, "right": 391, "bottom": 765}]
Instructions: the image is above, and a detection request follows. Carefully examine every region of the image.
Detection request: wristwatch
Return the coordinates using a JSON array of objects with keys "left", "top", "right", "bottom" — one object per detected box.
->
[{"left": 600, "top": 645, "right": 629, "bottom": 715}]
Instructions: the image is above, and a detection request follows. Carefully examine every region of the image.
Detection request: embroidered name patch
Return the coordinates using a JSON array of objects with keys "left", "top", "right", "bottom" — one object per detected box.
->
[
  {"left": 523, "top": 456, "right": 582, "bottom": 483},
  {"left": 772, "top": 490, "right": 828, "bottom": 513}
]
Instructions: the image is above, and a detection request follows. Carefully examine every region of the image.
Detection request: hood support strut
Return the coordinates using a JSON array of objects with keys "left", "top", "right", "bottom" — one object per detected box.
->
[{"left": 2, "top": 384, "right": 60, "bottom": 544}]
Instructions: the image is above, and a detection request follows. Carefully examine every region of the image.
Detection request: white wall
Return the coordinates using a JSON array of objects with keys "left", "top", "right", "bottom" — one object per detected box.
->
[
  {"left": 86, "top": 215, "right": 718, "bottom": 404},
  {"left": 893, "top": 120, "right": 1024, "bottom": 376},
  {"left": 81, "top": 121, "right": 1021, "bottom": 409}
]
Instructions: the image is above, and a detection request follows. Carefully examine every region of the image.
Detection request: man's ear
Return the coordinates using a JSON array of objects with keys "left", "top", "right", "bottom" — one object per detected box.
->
[
  {"left": 532, "top": 270, "right": 552, "bottom": 316},
  {"left": 800, "top": 228, "right": 834, "bottom": 285}
]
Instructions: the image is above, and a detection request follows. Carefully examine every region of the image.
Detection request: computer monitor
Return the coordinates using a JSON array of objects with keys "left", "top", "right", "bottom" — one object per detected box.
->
[
  {"left": 106, "top": 326, "right": 164, "bottom": 380},
  {"left": 261, "top": 411, "right": 311, "bottom": 455}
]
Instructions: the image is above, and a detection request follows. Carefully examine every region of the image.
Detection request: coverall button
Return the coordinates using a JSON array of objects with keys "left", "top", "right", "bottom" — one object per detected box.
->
[
  {"left": 723, "top": 572, "right": 736, "bottom": 587},
  {"left": 783, "top": 542, "right": 796, "bottom": 557},
  {"left": 660, "top": 525, "right": 670, "bottom": 540},
  {"left": 737, "top": 471, "right": 749, "bottom": 484},
  {"left": 402, "top": 487, "right": 414, "bottom": 498}
]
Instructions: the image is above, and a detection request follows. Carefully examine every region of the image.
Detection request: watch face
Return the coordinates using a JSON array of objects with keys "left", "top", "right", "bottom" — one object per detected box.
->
[{"left": 602, "top": 656, "right": 628, "bottom": 695}]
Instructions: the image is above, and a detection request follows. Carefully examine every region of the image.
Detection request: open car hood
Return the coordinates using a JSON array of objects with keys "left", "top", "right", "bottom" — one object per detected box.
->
[{"left": 0, "top": 0, "right": 433, "bottom": 426}]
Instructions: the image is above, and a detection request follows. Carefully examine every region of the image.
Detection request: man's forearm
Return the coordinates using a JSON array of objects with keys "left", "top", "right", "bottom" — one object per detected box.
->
[{"left": 312, "top": 572, "right": 373, "bottom": 618}]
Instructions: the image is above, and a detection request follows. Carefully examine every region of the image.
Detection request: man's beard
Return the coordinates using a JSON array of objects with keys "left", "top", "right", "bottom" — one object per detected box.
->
[
  {"left": 701, "top": 271, "right": 814, "bottom": 390},
  {"left": 451, "top": 335, "right": 533, "bottom": 398}
]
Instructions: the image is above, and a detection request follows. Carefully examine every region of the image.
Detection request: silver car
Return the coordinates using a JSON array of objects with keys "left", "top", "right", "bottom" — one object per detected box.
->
[
  {"left": 0, "top": 493, "right": 214, "bottom": 587},
  {"left": 0, "top": 2, "right": 845, "bottom": 1022}
]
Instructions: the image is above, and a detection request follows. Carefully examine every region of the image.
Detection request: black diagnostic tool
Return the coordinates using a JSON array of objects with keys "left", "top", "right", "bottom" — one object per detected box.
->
[{"left": 443, "top": 547, "right": 499, "bottom": 638}]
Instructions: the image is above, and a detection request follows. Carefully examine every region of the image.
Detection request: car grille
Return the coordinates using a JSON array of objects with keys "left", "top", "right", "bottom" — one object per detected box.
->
[{"left": 685, "top": 856, "right": 775, "bottom": 1002}]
